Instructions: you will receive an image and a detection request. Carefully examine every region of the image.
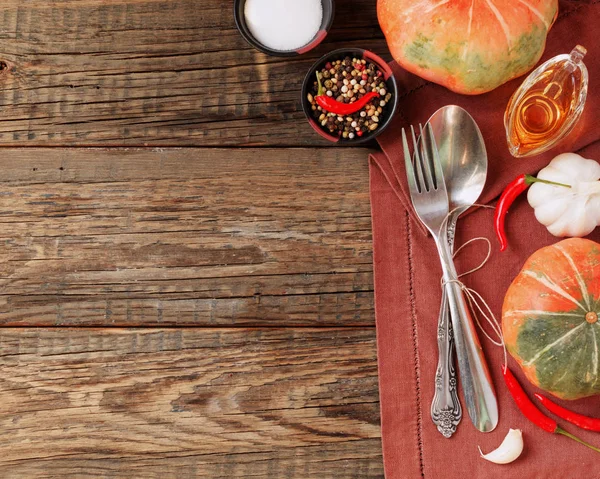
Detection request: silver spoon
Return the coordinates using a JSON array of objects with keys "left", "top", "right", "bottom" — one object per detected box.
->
[{"left": 420, "top": 105, "right": 489, "bottom": 437}]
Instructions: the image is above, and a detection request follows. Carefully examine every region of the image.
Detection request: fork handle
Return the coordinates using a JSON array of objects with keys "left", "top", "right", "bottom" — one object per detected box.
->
[
  {"left": 431, "top": 216, "right": 461, "bottom": 438},
  {"left": 431, "top": 288, "right": 461, "bottom": 437},
  {"left": 434, "top": 236, "right": 498, "bottom": 433}
]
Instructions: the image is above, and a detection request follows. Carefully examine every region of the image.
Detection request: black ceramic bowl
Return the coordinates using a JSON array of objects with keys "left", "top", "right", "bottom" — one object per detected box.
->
[
  {"left": 234, "top": 0, "right": 335, "bottom": 57},
  {"left": 301, "top": 48, "right": 399, "bottom": 144}
]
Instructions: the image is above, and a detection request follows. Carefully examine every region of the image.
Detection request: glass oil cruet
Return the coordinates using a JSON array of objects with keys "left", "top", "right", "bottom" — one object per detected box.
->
[{"left": 505, "top": 45, "right": 589, "bottom": 158}]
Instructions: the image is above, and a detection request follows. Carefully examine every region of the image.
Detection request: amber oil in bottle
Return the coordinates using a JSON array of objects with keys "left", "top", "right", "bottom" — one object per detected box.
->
[{"left": 505, "top": 46, "right": 588, "bottom": 158}]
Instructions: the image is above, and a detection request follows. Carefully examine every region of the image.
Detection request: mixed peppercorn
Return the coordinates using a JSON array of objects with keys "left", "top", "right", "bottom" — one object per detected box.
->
[{"left": 306, "top": 56, "right": 392, "bottom": 139}]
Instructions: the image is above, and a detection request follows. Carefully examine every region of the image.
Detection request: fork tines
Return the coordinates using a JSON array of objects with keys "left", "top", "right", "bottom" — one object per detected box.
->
[{"left": 402, "top": 123, "right": 445, "bottom": 195}]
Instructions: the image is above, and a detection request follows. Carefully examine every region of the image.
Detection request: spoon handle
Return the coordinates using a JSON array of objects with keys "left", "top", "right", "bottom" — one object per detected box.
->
[
  {"left": 431, "top": 215, "right": 462, "bottom": 437},
  {"left": 435, "top": 218, "right": 498, "bottom": 433}
]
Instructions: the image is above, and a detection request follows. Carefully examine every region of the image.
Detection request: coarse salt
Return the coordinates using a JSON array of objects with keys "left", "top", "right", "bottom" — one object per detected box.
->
[{"left": 244, "top": 0, "right": 323, "bottom": 52}]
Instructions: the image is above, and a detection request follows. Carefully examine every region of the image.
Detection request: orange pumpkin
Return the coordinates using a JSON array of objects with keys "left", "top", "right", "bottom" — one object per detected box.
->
[
  {"left": 377, "top": 0, "right": 558, "bottom": 94},
  {"left": 503, "top": 238, "right": 600, "bottom": 400}
]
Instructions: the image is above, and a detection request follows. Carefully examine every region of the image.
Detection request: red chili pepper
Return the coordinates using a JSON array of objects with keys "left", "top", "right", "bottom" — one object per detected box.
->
[
  {"left": 503, "top": 365, "right": 557, "bottom": 432},
  {"left": 535, "top": 393, "right": 600, "bottom": 432},
  {"left": 503, "top": 365, "right": 600, "bottom": 453},
  {"left": 494, "top": 174, "right": 571, "bottom": 252},
  {"left": 315, "top": 72, "right": 379, "bottom": 116}
]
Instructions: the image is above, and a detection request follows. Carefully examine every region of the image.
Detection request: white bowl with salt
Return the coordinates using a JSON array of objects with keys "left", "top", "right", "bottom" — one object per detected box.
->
[{"left": 234, "top": 0, "right": 334, "bottom": 56}]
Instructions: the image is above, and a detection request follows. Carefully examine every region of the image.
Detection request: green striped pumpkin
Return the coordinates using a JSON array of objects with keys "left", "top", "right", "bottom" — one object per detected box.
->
[
  {"left": 503, "top": 239, "right": 600, "bottom": 400},
  {"left": 377, "top": 0, "right": 558, "bottom": 94}
]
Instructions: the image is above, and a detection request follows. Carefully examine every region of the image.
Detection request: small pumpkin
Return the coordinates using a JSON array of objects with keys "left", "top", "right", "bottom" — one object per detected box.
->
[
  {"left": 503, "top": 238, "right": 600, "bottom": 400},
  {"left": 377, "top": 0, "right": 558, "bottom": 94}
]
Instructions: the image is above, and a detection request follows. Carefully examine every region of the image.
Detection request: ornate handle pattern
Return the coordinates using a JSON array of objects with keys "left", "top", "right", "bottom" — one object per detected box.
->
[
  {"left": 431, "top": 290, "right": 462, "bottom": 437},
  {"left": 434, "top": 219, "right": 498, "bottom": 433},
  {"left": 431, "top": 216, "right": 461, "bottom": 437}
]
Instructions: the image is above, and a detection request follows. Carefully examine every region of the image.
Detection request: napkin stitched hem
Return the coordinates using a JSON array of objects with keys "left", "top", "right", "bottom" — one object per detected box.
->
[{"left": 406, "top": 210, "right": 426, "bottom": 477}]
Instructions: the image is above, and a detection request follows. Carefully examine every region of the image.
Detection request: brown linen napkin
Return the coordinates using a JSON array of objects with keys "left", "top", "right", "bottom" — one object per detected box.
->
[{"left": 370, "top": 2, "right": 600, "bottom": 477}]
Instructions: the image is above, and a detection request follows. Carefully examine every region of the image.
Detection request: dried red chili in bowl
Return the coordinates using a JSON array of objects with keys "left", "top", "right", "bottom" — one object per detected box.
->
[{"left": 301, "top": 48, "right": 398, "bottom": 144}]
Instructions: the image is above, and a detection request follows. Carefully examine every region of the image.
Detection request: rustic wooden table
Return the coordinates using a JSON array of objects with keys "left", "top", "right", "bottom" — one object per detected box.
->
[{"left": 0, "top": 1, "right": 390, "bottom": 477}]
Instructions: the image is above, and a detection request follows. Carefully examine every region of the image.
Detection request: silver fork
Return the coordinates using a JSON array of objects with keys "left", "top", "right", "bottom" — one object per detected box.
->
[{"left": 403, "top": 124, "right": 498, "bottom": 433}]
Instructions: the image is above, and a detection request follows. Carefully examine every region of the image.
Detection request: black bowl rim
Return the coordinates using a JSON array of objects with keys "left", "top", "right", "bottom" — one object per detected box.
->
[
  {"left": 301, "top": 48, "right": 399, "bottom": 145},
  {"left": 234, "top": 0, "right": 335, "bottom": 57}
]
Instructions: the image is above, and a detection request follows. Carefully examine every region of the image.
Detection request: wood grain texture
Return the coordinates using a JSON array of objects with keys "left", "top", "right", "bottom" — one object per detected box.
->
[
  {"left": 0, "top": 0, "right": 390, "bottom": 147},
  {"left": 0, "top": 147, "right": 374, "bottom": 326},
  {"left": 0, "top": 1, "right": 387, "bottom": 474},
  {"left": 0, "top": 327, "right": 382, "bottom": 478}
]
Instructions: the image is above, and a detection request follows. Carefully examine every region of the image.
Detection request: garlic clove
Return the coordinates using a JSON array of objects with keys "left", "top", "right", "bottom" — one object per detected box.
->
[{"left": 478, "top": 429, "right": 524, "bottom": 464}]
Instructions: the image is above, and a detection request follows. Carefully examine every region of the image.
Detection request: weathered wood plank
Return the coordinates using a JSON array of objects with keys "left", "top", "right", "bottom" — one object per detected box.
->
[
  {"left": 0, "top": 148, "right": 374, "bottom": 326},
  {"left": 0, "top": 327, "right": 382, "bottom": 478},
  {"left": 0, "top": 0, "right": 390, "bottom": 147}
]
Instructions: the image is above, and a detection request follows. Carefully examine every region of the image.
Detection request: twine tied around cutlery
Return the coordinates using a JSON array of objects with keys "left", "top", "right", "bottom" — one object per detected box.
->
[{"left": 440, "top": 205, "right": 508, "bottom": 366}]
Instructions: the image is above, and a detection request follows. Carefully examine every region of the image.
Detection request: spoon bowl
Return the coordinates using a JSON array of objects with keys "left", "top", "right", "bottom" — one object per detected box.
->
[{"left": 425, "top": 105, "right": 488, "bottom": 212}]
